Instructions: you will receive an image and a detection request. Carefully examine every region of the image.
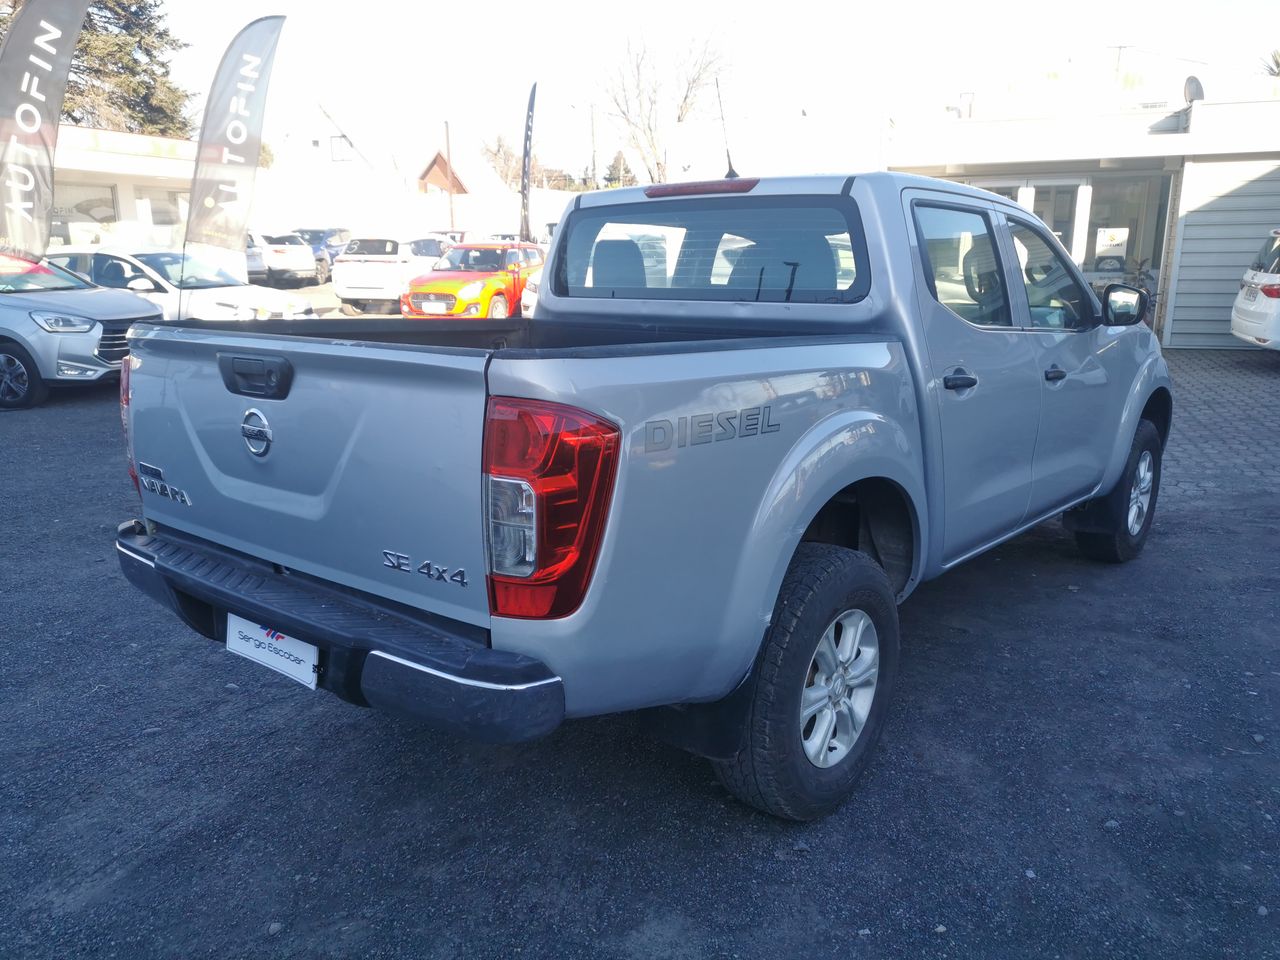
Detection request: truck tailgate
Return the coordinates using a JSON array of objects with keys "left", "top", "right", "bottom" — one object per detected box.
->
[{"left": 126, "top": 326, "right": 492, "bottom": 627}]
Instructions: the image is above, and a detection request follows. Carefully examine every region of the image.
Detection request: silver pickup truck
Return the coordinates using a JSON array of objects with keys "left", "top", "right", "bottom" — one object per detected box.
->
[{"left": 115, "top": 173, "right": 1172, "bottom": 820}]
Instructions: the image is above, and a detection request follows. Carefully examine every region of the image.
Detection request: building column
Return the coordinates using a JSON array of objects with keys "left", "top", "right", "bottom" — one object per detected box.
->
[{"left": 1070, "top": 184, "right": 1092, "bottom": 266}]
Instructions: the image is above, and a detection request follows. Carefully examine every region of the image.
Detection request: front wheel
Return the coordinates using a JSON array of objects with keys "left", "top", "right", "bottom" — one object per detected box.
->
[
  {"left": 1073, "top": 419, "right": 1162, "bottom": 563},
  {"left": 339, "top": 301, "right": 363, "bottom": 317},
  {"left": 0, "top": 342, "right": 49, "bottom": 409},
  {"left": 713, "top": 544, "right": 899, "bottom": 821},
  {"left": 314, "top": 258, "right": 330, "bottom": 285},
  {"left": 487, "top": 295, "right": 509, "bottom": 319}
]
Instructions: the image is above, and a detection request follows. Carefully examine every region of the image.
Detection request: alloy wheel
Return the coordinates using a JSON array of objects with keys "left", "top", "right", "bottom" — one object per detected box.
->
[{"left": 800, "top": 608, "right": 880, "bottom": 768}]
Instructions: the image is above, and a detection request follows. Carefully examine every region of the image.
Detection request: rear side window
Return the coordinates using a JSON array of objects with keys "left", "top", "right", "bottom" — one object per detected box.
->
[
  {"left": 346, "top": 239, "right": 398, "bottom": 255},
  {"left": 1252, "top": 233, "right": 1280, "bottom": 274},
  {"left": 553, "top": 195, "right": 870, "bottom": 304},
  {"left": 913, "top": 204, "right": 1012, "bottom": 328},
  {"left": 264, "top": 234, "right": 305, "bottom": 245}
]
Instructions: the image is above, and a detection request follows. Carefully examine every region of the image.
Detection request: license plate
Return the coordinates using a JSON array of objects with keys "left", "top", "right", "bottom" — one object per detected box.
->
[
  {"left": 226, "top": 613, "right": 318, "bottom": 689},
  {"left": 1244, "top": 286, "right": 1258, "bottom": 301},
  {"left": 421, "top": 301, "right": 448, "bottom": 314}
]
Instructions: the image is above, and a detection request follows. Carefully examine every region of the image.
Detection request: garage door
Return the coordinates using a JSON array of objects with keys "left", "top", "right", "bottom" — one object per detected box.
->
[{"left": 1166, "top": 159, "right": 1280, "bottom": 348}]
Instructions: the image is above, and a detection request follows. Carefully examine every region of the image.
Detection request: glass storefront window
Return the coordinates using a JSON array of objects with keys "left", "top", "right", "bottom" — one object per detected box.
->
[
  {"left": 1085, "top": 178, "right": 1150, "bottom": 273},
  {"left": 50, "top": 182, "right": 117, "bottom": 245},
  {"left": 135, "top": 186, "right": 189, "bottom": 227},
  {"left": 1032, "top": 185, "right": 1077, "bottom": 245}
]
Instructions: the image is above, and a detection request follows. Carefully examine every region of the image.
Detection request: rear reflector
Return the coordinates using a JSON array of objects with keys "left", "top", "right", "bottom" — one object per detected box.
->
[
  {"left": 645, "top": 178, "right": 759, "bottom": 198},
  {"left": 120, "top": 355, "right": 139, "bottom": 497},
  {"left": 483, "top": 397, "right": 620, "bottom": 619}
]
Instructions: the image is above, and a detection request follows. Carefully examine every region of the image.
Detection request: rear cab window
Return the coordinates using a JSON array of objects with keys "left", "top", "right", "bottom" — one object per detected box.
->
[
  {"left": 1251, "top": 232, "right": 1280, "bottom": 275},
  {"left": 552, "top": 195, "right": 870, "bottom": 304},
  {"left": 345, "top": 239, "right": 398, "bottom": 256}
]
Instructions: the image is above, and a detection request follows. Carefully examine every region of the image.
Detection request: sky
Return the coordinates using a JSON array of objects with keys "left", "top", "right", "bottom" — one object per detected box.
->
[{"left": 161, "top": 0, "right": 1279, "bottom": 181}]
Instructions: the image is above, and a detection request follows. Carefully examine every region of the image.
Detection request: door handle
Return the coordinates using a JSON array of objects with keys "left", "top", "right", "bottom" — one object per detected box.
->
[
  {"left": 943, "top": 373, "right": 978, "bottom": 390},
  {"left": 1044, "top": 366, "right": 1067, "bottom": 382}
]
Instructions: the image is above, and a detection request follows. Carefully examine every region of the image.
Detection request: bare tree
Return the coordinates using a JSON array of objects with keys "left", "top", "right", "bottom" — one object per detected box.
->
[
  {"left": 483, "top": 136, "right": 522, "bottom": 187},
  {"left": 1264, "top": 50, "right": 1280, "bottom": 77},
  {"left": 608, "top": 41, "right": 721, "bottom": 183}
]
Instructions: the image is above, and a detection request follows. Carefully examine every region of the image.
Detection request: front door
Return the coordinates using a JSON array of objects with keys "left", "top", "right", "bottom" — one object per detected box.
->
[
  {"left": 998, "top": 214, "right": 1125, "bottom": 515},
  {"left": 909, "top": 196, "right": 1044, "bottom": 564}
]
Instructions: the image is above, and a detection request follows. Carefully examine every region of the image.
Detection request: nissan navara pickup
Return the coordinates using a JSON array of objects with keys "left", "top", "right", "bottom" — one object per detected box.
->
[{"left": 115, "top": 173, "right": 1173, "bottom": 820}]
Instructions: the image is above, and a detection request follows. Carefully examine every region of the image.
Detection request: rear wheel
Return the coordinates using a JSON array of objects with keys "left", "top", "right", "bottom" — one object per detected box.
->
[
  {"left": 487, "top": 295, "right": 509, "bottom": 319},
  {"left": 0, "top": 342, "right": 49, "bottom": 409},
  {"left": 1073, "top": 419, "right": 1162, "bottom": 563},
  {"left": 314, "top": 258, "right": 330, "bottom": 285},
  {"left": 713, "top": 544, "right": 899, "bottom": 821}
]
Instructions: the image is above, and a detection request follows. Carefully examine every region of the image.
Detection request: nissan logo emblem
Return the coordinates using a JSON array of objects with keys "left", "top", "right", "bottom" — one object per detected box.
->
[{"left": 240, "top": 408, "right": 273, "bottom": 457}]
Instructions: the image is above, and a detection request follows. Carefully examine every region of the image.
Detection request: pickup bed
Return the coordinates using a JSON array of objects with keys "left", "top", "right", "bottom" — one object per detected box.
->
[{"left": 117, "top": 172, "right": 1173, "bottom": 819}]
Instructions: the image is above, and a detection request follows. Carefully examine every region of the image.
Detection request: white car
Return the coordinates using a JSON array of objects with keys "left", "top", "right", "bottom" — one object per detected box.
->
[
  {"left": 46, "top": 247, "right": 318, "bottom": 323},
  {"left": 332, "top": 235, "right": 452, "bottom": 316},
  {"left": 249, "top": 230, "right": 318, "bottom": 287},
  {"left": 1231, "top": 228, "right": 1280, "bottom": 349},
  {"left": 521, "top": 267, "right": 542, "bottom": 317}
]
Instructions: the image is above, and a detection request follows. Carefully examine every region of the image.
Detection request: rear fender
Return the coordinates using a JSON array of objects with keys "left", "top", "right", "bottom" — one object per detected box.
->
[{"left": 719, "top": 408, "right": 927, "bottom": 688}]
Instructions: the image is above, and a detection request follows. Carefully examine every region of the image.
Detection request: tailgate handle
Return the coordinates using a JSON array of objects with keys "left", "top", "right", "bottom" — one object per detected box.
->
[{"left": 217, "top": 353, "right": 294, "bottom": 400}]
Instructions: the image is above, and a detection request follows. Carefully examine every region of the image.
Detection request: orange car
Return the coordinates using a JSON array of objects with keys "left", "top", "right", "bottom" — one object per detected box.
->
[{"left": 400, "top": 242, "right": 543, "bottom": 319}]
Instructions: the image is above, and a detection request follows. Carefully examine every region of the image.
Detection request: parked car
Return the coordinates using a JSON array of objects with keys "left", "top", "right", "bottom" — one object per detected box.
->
[
  {"left": 331, "top": 235, "right": 452, "bottom": 316},
  {"left": 520, "top": 267, "right": 542, "bottom": 317},
  {"left": 294, "top": 227, "right": 351, "bottom": 284},
  {"left": 0, "top": 253, "right": 161, "bottom": 409},
  {"left": 400, "top": 242, "right": 543, "bottom": 319},
  {"left": 1230, "top": 227, "right": 1280, "bottom": 349},
  {"left": 47, "top": 247, "right": 317, "bottom": 324},
  {"left": 245, "top": 233, "right": 267, "bottom": 284},
  {"left": 249, "top": 231, "right": 317, "bottom": 287},
  {"left": 115, "top": 172, "right": 1172, "bottom": 820}
]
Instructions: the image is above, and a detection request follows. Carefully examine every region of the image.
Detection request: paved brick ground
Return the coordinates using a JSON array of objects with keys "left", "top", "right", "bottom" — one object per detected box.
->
[{"left": 2, "top": 347, "right": 1277, "bottom": 960}]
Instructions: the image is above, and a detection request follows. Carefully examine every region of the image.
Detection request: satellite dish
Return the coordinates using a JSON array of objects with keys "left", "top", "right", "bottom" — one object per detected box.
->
[{"left": 1184, "top": 75, "right": 1205, "bottom": 105}]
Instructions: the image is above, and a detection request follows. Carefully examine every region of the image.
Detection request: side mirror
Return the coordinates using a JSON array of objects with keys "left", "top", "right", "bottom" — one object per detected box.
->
[
  {"left": 126, "top": 277, "right": 157, "bottom": 293},
  {"left": 1101, "top": 283, "right": 1149, "bottom": 326}
]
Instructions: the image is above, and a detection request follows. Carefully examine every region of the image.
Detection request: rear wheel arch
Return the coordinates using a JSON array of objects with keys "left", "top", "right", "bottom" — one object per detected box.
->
[{"left": 798, "top": 477, "right": 919, "bottom": 598}]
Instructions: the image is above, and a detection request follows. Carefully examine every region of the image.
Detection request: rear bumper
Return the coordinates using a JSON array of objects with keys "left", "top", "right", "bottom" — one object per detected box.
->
[{"left": 115, "top": 520, "right": 564, "bottom": 742}]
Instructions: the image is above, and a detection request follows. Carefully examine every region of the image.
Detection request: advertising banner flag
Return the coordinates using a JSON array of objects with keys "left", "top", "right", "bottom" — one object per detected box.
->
[
  {"left": 183, "top": 16, "right": 285, "bottom": 285},
  {"left": 520, "top": 82, "right": 536, "bottom": 242},
  {"left": 0, "top": 0, "right": 92, "bottom": 259}
]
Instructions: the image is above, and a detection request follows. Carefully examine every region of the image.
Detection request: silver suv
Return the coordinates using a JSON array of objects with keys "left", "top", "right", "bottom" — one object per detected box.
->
[{"left": 0, "top": 255, "right": 161, "bottom": 409}]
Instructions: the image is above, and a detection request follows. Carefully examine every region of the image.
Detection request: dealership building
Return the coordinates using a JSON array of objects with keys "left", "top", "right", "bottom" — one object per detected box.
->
[{"left": 888, "top": 98, "right": 1280, "bottom": 349}]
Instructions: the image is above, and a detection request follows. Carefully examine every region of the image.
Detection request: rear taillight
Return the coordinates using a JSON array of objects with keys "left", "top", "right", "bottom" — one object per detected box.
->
[
  {"left": 1260, "top": 284, "right": 1280, "bottom": 299},
  {"left": 483, "top": 397, "right": 620, "bottom": 619},
  {"left": 120, "top": 355, "right": 139, "bottom": 497}
]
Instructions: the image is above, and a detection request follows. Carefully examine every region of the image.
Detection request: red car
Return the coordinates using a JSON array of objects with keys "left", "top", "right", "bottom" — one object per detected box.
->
[{"left": 400, "top": 242, "right": 544, "bottom": 319}]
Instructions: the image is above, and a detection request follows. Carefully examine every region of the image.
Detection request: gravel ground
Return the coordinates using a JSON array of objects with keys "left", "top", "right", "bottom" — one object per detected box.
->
[{"left": 1, "top": 348, "right": 1277, "bottom": 959}]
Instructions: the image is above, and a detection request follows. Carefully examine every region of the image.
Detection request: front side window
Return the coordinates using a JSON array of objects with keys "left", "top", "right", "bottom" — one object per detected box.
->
[
  {"left": 554, "top": 195, "right": 869, "bottom": 304},
  {"left": 92, "top": 254, "right": 147, "bottom": 289},
  {"left": 1007, "top": 219, "right": 1092, "bottom": 330},
  {"left": 914, "top": 204, "right": 1012, "bottom": 327}
]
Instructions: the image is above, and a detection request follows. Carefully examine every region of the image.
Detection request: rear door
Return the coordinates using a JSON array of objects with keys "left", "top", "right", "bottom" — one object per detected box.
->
[
  {"left": 127, "top": 327, "right": 493, "bottom": 626},
  {"left": 906, "top": 192, "right": 1043, "bottom": 563}
]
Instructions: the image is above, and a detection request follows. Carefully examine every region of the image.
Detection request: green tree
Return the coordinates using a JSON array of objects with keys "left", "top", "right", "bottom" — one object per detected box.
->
[
  {"left": 0, "top": 0, "right": 192, "bottom": 137},
  {"left": 604, "top": 151, "right": 637, "bottom": 187}
]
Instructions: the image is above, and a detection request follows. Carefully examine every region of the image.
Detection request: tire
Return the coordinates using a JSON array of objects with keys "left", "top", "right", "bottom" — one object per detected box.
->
[
  {"left": 314, "top": 258, "right": 330, "bottom": 285},
  {"left": 339, "top": 301, "right": 363, "bottom": 317},
  {"left": 712, "top": 544, "right": 900, "bottom": 821},
  {"left": 487, "top": 295, "right": 508, "bottom": 319},
  {"left": 0, "top": 341, "right": 50, "bottom": 409},
  {"left": 1074, "top": 419, "right": 1162, "bottom": 563}
]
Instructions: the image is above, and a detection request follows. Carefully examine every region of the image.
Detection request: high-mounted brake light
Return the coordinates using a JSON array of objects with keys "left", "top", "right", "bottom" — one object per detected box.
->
[
  {"left": 484, "top": 397, "right": 620, "bottom": 619},
  {"left": 644, "top": 178, "right": 760, "bottom": 198},
  {"left": 1260, "top": 284, "right": 1280, "bottom": 299},
  {"left": 120, "top": 355, "right": 139, "bottom": 497}
]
